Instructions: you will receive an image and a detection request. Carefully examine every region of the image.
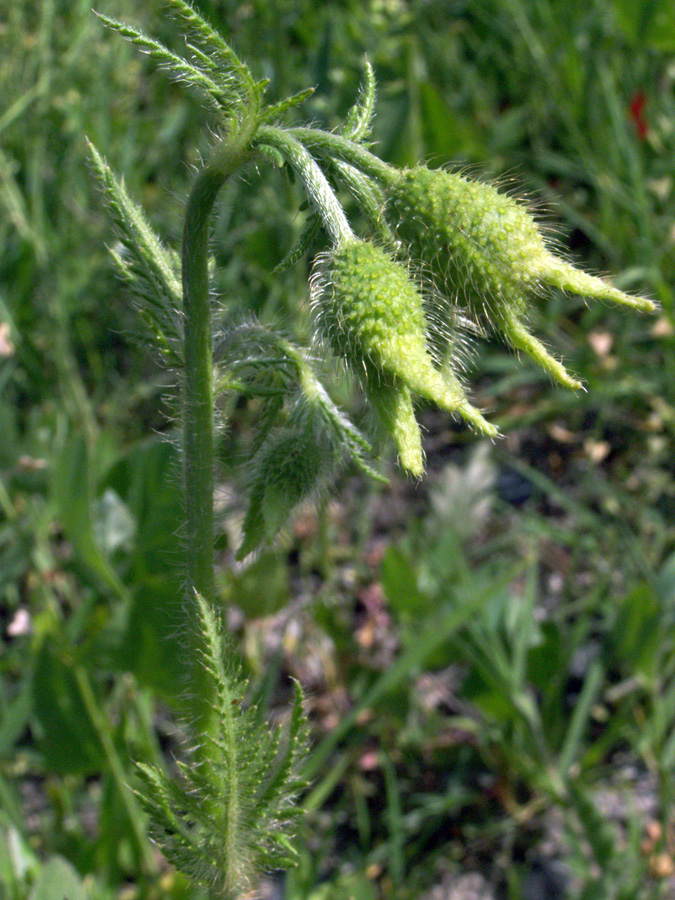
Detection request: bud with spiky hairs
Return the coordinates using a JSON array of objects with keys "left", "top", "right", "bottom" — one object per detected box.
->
[
  {"left": 239, "top": 424, "right": 334, "bottom": 559},
  {"left": 384, "top": 166, "right": 656, "bottom": 390},
  {"left": 311, "top": 238, "right": 497, "bottom": 476}
]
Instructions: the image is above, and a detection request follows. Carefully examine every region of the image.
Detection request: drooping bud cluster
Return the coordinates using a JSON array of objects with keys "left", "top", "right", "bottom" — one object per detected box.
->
[
  {"left": 384, "top": 166, "right": 655, "bottom": 390},
  {"left": 310, "top": 238, "right": 497, "bottom": 476},
  {"left": 214, "top": 321, "right": 384, "bottom": 555}
]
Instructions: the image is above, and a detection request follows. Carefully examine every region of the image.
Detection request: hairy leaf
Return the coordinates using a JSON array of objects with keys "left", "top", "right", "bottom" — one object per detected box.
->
[
  {"left": 87, "top": 140, "right": 184, "bottom": 365},
  {"left": 135, "top": 594, "right": 308, "bottom": 897},
  {"left": 95, "top": 12, "right": 237, "bottom": 113},
  {"left": 342, "top": 59, "right": 376, "bottom": 142}
]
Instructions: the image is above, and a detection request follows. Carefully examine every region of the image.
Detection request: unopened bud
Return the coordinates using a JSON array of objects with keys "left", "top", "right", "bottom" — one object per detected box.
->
[
  {"left": 385, "top": 166, "right": 655, "bottom": 390},
  {"left": 239, "top": 426, "right": 335, "bottom": 559},
  {"left": 311, "top": 238, "right": 496, "bottom": 475}
]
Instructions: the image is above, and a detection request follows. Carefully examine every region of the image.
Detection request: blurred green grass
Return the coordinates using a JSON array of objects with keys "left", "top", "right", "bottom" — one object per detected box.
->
[{"left": 1, "top": 0, "right": 675, "bottom": 897}]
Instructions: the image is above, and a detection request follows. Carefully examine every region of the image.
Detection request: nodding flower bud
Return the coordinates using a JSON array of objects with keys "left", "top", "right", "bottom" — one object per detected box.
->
[
  {"left": 384, "top": 167, "right": 656, "bottom": 390},
  {"left": 239, "top": 425, "right": 335, "bottom": 559},
  {"left": 310, "top": 238, "right": 497, "bottom": 476}
]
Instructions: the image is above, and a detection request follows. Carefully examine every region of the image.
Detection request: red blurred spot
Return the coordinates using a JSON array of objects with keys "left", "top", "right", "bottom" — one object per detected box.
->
[{"left": 629, "top": 90, "right": 648, "bottom": 140}]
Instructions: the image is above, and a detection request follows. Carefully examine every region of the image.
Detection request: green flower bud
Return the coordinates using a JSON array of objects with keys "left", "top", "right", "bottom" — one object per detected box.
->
[
  {"left": 311, "top": 238, "right": 497, "bottom": 475},
  {"left": 385, "top": 166, "right": 655, "bottom": 390},
  {"left": 239, "top": 423, "right": 336, "bottom": 560}
]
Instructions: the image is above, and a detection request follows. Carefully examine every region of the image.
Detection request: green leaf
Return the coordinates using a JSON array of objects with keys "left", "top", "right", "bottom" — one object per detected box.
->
[
  {"left": 95, "top": 13, "right": 236, "bottom": 113},
  {"left": 0, "top": 677, "right": 32, "bottom": 758},
  {"left": 558, "top": 660, "right": 604, "bottom": 776},
  {"left": 52, "top": 433, "right": 126, "bottom": 598},
  {"left": 261, "top": 87, "right": 316, "bottom": 124},
  {"left": 120, "top": 579, "right": 187, "bottom": 702},
  {"left": 341, "top": 59, "right": 376, "bottom": 142},
  {"left": 87, "top": 140, "right": 183, "bottom": 366},
  {"left": 567, "top": 781, "right": 617, "bottom": 867},
  {"left": 163, "top": 0, "right": 257, "bottom": 98},
  {"left": 32, "top": 642, "right": 104, "bottom": 775},
  {"left": 103, "top": 439, "right": 183, "bottom": 579},
  {"left": 607, "top": 582, "right": 661, "bottom": 676},
  {"left": 380, "top": 545, "right": 431, "bottom": 621},
  {"left": 28, "top": 858, "right": 88, "bottom": 900},
  {"left": 134, "top": 595, "right": 308, "bottom": 895},
  {"left": 102, "top": 440, "right": 188, "bottom": 699},
  {"left": 221, "top": 550, "right": 289, "bottom": 619},
  {"left": 0, "top": 401, "right": 18, "bottom": 468}
]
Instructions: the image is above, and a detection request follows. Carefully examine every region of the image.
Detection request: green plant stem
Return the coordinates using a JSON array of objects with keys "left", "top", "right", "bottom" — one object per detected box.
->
[
  {"left": 288, "top": 126, "right": 396, "bottom": 185},
  {"left": 182, "top": 133, "right": 254, "bottom": 736},
  {"left": 255, "top": 126, "right": 353, "bottom": 244}
]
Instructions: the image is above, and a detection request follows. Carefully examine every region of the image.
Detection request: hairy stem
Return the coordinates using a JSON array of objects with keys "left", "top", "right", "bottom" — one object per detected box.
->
[
  {"left": 182, "top": 133, "right": 254, "bottom": 737},
  {"left": 256, "top": 126, "right": 354, "bottom": 244},
  {"left": 288, "top": 127, "right": 396, "bottom": 185}
]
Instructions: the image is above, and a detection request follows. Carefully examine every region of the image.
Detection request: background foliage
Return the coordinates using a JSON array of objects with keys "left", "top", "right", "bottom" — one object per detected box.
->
[{"left": 2, "top": 0, "right": 675, "bottom": 897}]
